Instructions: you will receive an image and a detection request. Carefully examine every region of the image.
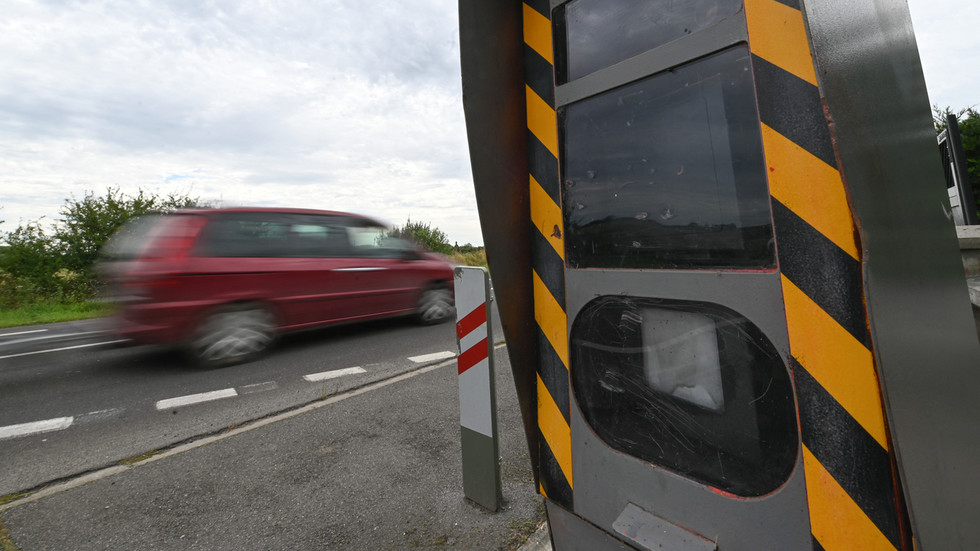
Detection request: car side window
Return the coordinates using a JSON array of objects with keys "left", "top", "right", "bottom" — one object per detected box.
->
[
  {"left": 284, "top": 219, "right": 351, "bottom": 258},
  {"left": 347, "top": 226, "right": 414, "bottom": 259},
  {"left": 196, "top": 213, "right": 351, "bottom": 258},
  {"left": 196, "top": 214, "right": 289, "bottom": 257}
]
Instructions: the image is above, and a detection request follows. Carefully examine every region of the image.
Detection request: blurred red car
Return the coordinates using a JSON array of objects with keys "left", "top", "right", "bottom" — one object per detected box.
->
[{"left": 99, "top": 208, "right": 455, "bottom": 366}]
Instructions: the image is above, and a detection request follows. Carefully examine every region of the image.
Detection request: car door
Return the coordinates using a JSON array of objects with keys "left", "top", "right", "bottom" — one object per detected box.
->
[{"left": 337, "top": 223, "right": 426, "bottom": 318}]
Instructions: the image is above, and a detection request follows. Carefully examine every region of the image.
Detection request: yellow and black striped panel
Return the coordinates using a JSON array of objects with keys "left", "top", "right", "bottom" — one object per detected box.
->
[
  {"left": 523, "top": 0, "right": 573, "bottom": 509},
  {"left": 744, "top": 0, "right": 910, "bottom": 548}
]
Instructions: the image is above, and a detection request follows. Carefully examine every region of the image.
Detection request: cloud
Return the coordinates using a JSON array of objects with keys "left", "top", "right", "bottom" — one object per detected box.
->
[{"left": 0, "top": 0, "right": 482, "bottom": 244}]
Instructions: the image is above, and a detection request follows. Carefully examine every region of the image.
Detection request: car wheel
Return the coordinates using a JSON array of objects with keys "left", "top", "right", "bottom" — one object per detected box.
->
[
  {"left": 417, "top": 287, "right": 454, "bottom": 325},
  {"left": 190, "top": 304, "right": 275, "bottom": 367}
]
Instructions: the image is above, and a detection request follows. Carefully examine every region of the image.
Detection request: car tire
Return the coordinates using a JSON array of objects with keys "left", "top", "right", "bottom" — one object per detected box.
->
[
  {"left": 416, "top": 286, "right": 454, "bottom": 325},
  {"left": 189, "top": 303, "right": 276, "bottom": 367}
]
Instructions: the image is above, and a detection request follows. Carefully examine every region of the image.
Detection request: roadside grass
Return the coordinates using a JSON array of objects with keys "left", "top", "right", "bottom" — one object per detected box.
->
[
  {"left": 116, "top": 450, "right": 163, "bottom": 466},
  {"left": 448, "top": 249, "right": 487, "bottom": 268},
  {"left": 0, "top": 301, "right": 111, "bottom": 329},
  {"left": 0, "top": 493, "right": 29, "bottom": 509},
  {"left": 0, "top": 517, "right": 20, "bottom": 551}
]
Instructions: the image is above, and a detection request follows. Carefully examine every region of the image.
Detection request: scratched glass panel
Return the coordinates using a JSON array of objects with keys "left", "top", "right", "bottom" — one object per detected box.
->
[
  {"left": 560, "top": 46, "right": 774, "bottom": 270},
  {"left": 570, "top": 296, "right": 798, "bottom": 497},
  {"left": 556, "top": 0, "right": 741, "bottom": 82}
]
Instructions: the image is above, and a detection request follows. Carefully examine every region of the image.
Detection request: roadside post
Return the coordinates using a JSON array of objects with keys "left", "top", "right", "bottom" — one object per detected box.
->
[{"left": 454, "top": 266, "right": 502, "bottom": 511}]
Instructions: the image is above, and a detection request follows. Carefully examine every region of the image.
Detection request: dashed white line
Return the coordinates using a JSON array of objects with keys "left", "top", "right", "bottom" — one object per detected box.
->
[
  {"left": 303, "top": 367, "right": 366, "bottom": 382},
  {"left": 0, "top": 339, "right": 128, "bottom": 360},
  {"left": 0, "top": 329, "right": 48, "bottom": 338},
  {"left": 240, "top": 381, "right": 278, "bottom": 394},
  {"left": 75, "top": 408, "right": 124, "bottom": 424},
  {"left": 155, "top": 388, "right": 238, "bottom": 410},
  {"left": 0, "top": 417, "right": 74, "bottom": 441},
  {"left": 408, "top": 351, "right": 455, "bottom": 363}
]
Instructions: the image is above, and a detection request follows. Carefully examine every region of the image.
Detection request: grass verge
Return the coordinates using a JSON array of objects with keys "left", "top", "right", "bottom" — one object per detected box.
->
[
  {"left": 0, "top": 301, "right": 111, "bottom": 329},
  {"left": 0, "top": 517, "right": 20, "bottom": 551},
  {"left": 116, "top": 450, "right": 163, "bottom": 466}
]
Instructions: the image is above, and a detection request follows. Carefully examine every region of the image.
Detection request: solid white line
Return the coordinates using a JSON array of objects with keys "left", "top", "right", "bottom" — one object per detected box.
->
[
  {"left": 0, "top": 339, "right": 129, "bottom": 360},
  {"left": 0, "top": 329, "right": 48, "bottom": 338},
  {"left": 408, "top": 351, "right": 455, "bottom": 363},
  {"left": 155, "top": 388, "right": 238, "bottom": 410},
  {"left": 303, "top": 367, "right": 366, "bottom": 382},
  {"left": 0, "top": 417, "right": 74, "bottom": 441}
]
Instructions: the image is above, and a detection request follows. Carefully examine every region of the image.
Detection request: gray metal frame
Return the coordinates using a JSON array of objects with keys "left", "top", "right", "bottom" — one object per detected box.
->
[
  {"left": 566, "top": 270, "right": 811, "bottom": 550},
  {"left": 801, "top": 0, "right": 980, "bottom": 547},
  {"left": 553, "top": 8, "right": 812, "bottom": 548}
]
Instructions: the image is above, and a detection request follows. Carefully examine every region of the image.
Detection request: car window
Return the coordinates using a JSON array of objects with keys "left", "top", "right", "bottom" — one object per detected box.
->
[
  {"left": 196, "top": 213, "right": 351, "bottom": 258},
  {"left": 347, "top": 226, "right": 414, "bottom": 259}
]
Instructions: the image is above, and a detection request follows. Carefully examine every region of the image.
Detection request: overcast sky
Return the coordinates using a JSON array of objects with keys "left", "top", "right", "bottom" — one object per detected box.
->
[{"left": 1, "top": 0, "right": 976, "bottom": 246}]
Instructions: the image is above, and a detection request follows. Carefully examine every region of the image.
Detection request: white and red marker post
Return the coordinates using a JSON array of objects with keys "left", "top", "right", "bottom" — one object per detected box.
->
[{"left": 454, "top": 266, "right": 502, "bottom": 511}]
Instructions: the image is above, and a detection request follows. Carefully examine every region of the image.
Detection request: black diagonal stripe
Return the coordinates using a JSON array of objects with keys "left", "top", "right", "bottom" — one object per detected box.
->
[
  {"left": 773, "top": 199, "right": 871, "bottom": 347},
  {"left": 537, "top": 327, "right": 570, "bottom": 423},
  {"left": 524, "top": 44, "right": 555, "bottom": 108},
  {"left": 532, "top": 223, "right": 566, "bottom": 307},
  {"left": 811, "top": 535, "right": 825, "bottom": 551},
  {"left": 793, "top": 358, "right": 902, "bottom": 548},
  {"left": 773, "top": 0, "right": 801, "bottom": 9},
  {"left": 752, "top": 54, "right": 837, "bottom": 168},
  {"left": 524, "top": 0, "right": 550, "bottom": 19},
  {"left": 539, "top": 428, "right": 573, "bottom": 508},
  {"left": 527, "top": 131, "right": 560, "bottom": 204}
]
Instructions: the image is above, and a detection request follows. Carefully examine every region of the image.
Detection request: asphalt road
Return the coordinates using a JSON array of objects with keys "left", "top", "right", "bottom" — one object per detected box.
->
[
  {"left": 0, "top": 305, "right": 547, "bottom": 550},
  {"left": 0, "top": 315, "right": 480, "bottom": 497}
]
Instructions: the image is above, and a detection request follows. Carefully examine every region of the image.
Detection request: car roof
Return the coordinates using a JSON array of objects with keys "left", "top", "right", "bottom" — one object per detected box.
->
[{"left": 167, "top": 207, "right": 386, "bottom": 226}]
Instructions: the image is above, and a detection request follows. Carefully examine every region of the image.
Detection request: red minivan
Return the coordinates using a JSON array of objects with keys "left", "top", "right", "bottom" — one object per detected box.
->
[{"left": 99, "top": 208, "right": 455, "bottom": 366}]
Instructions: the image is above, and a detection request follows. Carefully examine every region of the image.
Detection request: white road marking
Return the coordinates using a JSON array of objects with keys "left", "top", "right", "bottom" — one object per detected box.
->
[
  {"left": 408, "top": 351, "right": 455, "bottom": 363},
  {"left": 0, "top": 339, "right": 129, "bottom": 360},
  {"left": 303, "top": 367, "right": 366, "bottom": 382},
  {"left": 0, "top": 417, "right": 74, "bottom": 441},
  {"left": 0, "top": 350, "right": 476, "bottom": 513},
  {"left": 75, "top": 408, "right": 124, "bottom": 424},
  {"left": 240, "top": 381, "right": 278, "bottom": 394},
  {"left": 155, "top": 388, "right": 238, "bottom": 410},
  {"left": 0, "top": 329, "right": 48, "bottom": 338}
]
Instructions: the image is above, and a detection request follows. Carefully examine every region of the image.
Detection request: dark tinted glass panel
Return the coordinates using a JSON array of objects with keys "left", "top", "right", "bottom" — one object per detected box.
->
[
  {"left": 561, "top": 46, "right": 774, "bottom": 270},
  {"left": 571, "top": 296, "right": 798, "bottom": 496},
  {"left": 556, "top": 0, "right": 741, "bottom": 82},
  {"left": 196, "top": 213, "right": 349, "bottom": 258}
]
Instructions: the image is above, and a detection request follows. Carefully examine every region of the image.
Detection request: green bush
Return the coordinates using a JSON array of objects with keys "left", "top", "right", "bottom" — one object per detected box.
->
[
  {"left": 0, "top": 187, "right": 201, "bottom": 308},
  {"left": 390, "top": 218, "right": 454, "bottom": 255}
]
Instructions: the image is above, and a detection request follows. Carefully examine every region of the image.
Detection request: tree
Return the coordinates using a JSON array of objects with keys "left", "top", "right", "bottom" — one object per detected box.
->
[
  {"left": 0, "top": 187, "right": 202, "bottom": 305},
  {"left": 934, "top": 105, "right": 980, "bottom": 219},
  {"left": 54, "top": 187, "right": 200, "bottom": 278},
  {"left": 390, "top": 218, "right": 453, "bottom": 255}
]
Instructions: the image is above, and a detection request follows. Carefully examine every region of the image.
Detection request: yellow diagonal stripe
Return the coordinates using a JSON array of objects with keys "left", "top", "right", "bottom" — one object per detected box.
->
[
  {"left": 533, "top": 269, "right": 568, "bottom": 367},
  {"left": 538, "top": 373, "right": 572, "bottom": 487},
  {"left": 530, "top": 175, "right": 565, "bottom": 261},
  {"left": 803, "top": 446, "right": 896, "bottom": 550},
  {"left": 744, "top": 0, "right": 819, "bottom": 86},
  {"left": 526, "top": 86, "right": 558, "bottom": 158},
  {"left": 523, "top": 3, "right": 553, "bottom": 65},
  {"left": 763, "top": 124, "right": 860, "bottom": 260},
  {"left": 782, "top": 276, "right": 888, "bottom": 448}
]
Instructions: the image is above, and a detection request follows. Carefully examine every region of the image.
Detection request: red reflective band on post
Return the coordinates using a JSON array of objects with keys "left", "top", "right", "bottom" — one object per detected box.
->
[
  {"left": 458, "top": 338, "right": 489, "bottom": 375},
  {"left": 456, "top": 302, "right": 487, "bottom": 340}
]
